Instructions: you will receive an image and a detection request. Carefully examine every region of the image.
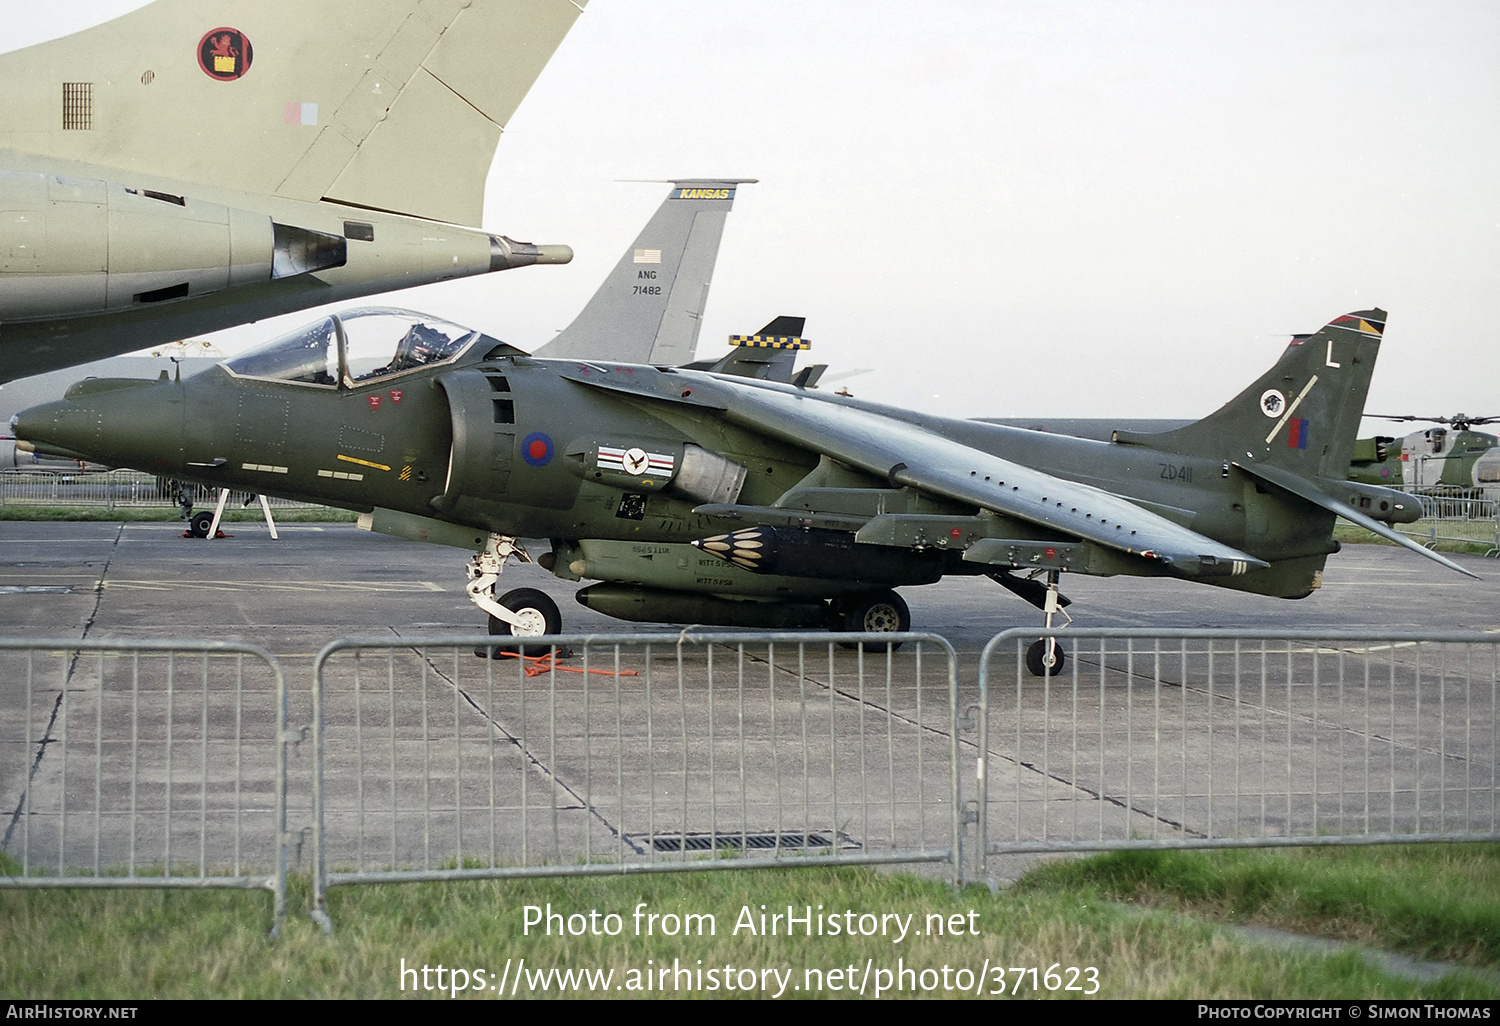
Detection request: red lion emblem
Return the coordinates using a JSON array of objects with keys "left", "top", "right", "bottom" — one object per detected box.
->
[{"left": 197, "top": 28, "right": 253, "bottom": 81}]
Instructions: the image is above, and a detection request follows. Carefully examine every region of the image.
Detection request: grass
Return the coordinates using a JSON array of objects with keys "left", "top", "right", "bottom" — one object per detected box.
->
[
  {"left": 1334, "top": 520, "right": 1498, "bottom": 555},
  {"left": 2, "top": 847, "right": 1497, "bottom": 999},
  {"left": 1018, "top": 844, "right": 1500, "bottom": 970}
]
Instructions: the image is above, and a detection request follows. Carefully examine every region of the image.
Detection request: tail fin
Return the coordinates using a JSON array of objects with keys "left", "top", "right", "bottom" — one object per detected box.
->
[
  {"left": 1115, "top": 309, "right": 1477, "bottom": 581},
  {"left": 1113, "top": 310, "right": 1387, "bottom": 479},
  {"left": 534, "top": 180, "right": 753, "bottom": 364},
  {"left": 0, "top": 0, "right": 586, "bottom": 225},
  {"left": 694, "top": 317, "right": 816, "bottom": 383}
]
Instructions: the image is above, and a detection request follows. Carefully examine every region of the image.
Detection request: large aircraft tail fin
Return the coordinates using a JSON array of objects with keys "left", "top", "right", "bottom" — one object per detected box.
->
[
  {"left": 0, "top": 0, "right": 586, "bottom": 225},
  {"left": 1114, "top": 310, "right": 1387, "bottom": 481},
  {"left": 534, "top": 180, "right": 753, "bottom": 365}
]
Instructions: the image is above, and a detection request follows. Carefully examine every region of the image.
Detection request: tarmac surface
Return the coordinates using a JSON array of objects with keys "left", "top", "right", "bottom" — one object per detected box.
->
[
  {"left": 1, "top": 520, "right": 1496, "bottom": 886},
  {"left": 1, "top": 519, "right": 1495, "bottom": 650}
]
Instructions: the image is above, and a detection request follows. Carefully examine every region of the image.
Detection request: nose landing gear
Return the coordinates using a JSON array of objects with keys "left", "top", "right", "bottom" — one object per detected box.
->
[
  {"left": 466, "top": 534, "right": 562, "bottom": 656},
  {"left": 187, "top": 510, "right": 216, "bottom": 539}
]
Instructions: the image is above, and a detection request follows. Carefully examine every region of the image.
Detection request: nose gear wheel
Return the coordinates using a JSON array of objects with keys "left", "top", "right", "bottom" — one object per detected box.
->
[{"left": 485, "top": 587, "right": 562, "bottom": 657}]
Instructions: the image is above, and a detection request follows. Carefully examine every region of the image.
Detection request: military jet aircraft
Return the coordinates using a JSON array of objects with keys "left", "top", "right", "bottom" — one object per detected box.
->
[
  {"left": 15, "top": 307, "right": 1476, "bottom": 674},
  {"left": 0, "top": 0, "right": 584, "bottom": 382}
]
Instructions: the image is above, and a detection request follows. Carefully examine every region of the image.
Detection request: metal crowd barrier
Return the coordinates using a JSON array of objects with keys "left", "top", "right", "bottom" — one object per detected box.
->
[
  {"left": 0, "top": 468, "right": 324, "bottom": 510},
  {"left": 973, "top": 628, "right": 1500, "bottom": 881},
  {"left": 1419, "top": 492, "right": 1498, "bottom": 522},
  {"left": 1396, "top": 519, "right": 1500, "bottom": 556},
  {"left": 310, "top": 633, "right": 961, "bottom": 930},
  {"left": 7, "top": 627, "right": 1497, "bottom": 935},
  {"left": 0, "top": 640, "right": 291, "bottom": 932}
]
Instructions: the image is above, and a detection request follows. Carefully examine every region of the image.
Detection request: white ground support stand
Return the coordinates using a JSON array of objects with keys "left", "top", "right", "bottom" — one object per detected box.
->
[{"left": 206, "top": 488, "right": 279, "bottom": 540}]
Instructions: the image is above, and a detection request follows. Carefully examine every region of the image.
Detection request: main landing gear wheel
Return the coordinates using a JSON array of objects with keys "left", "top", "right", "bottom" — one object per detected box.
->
[
  {"left": 1026, "top": 638, "right": 1066, "bottom": 678},
  {"left": 485, "top": 587, "right": 562, "bottom": 657},
  {"left": 187, "top": 510, "right": 215, "bottom": 538},
  {"left": 837, "top": 589, "right": 910, "bottom": 651}
]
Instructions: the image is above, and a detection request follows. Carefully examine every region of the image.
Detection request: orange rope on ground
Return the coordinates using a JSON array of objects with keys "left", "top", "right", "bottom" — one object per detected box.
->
[{"left": 488, "top": 649, "right": 639, "bottom": 678}]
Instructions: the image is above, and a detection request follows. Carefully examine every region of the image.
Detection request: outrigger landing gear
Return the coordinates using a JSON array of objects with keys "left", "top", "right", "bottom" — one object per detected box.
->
[
  {"left": 1025, "top": 568, "right": 1071, "bottom": 678},
  {"left": 465, "top": 534, "right": 559, "bottom": 656}
]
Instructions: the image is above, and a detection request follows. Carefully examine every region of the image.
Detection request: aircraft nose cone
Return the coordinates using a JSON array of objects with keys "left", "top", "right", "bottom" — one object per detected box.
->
[
  {"left": 14, "top": 378, "right": 185, "bottom": 469},
  {"left": 13, "top": 399, "right": 101, "bottom": 461}
]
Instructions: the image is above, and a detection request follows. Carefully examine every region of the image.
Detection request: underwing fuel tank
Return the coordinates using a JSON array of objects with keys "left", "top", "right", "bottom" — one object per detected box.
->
[
  {"left": 691, "top": 525, "right": 944, "bottom": 584},
  {"left": 575, "top": 584, "right": 828, "bottom": 629}
]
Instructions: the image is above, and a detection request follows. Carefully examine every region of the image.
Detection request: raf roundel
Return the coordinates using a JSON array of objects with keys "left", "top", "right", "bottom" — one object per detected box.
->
[
  {"left": 197, "top": 28, "right": 253, "bottom": 81},
  {"left": 522, "top": 432, "right": 554, "bottom": 468}
]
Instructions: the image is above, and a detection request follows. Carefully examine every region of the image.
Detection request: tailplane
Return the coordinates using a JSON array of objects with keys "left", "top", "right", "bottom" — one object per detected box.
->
[{"left": 534, "top": 180, "right": 753, "bottom": 365}]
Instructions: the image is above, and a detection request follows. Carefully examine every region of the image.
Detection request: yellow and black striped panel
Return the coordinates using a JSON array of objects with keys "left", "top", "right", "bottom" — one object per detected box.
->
[{"left": 728, "top": 334, "right": 810, "bottom": 350}]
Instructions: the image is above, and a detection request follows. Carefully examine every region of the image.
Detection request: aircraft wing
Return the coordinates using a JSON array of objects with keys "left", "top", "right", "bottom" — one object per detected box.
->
[{"left": 705, "top": 382, "right": 1265, "bottom": 578}]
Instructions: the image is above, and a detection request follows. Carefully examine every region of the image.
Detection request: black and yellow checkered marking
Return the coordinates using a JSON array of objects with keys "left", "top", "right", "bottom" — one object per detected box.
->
[{"left": 728, "top": 334, "right": 810, "bottom": 350}]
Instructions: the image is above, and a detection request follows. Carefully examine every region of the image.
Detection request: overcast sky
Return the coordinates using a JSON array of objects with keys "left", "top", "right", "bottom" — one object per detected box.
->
[{"left": 6, "top": 1, "right": 1498, "bottom": 424}]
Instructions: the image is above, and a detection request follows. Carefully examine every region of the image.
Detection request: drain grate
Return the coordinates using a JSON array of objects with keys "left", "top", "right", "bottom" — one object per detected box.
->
[{"left": 629, "top": 830, "right": 860, "bottom": 853}]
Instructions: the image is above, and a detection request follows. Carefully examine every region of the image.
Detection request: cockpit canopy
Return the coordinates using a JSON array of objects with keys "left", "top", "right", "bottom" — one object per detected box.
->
[{"left": 223, "top": 308, "right": 495, "bottom": 388}]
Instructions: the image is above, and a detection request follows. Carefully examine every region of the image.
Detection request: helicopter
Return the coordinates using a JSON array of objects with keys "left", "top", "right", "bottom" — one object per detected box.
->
[{"left": 1348, "top": 414, "right": 1499, "bottom": 494}]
